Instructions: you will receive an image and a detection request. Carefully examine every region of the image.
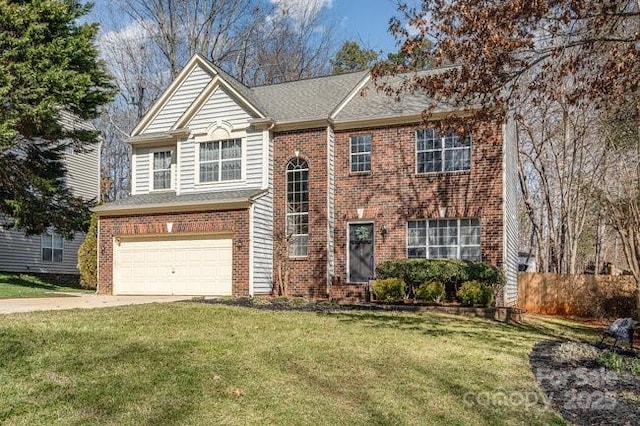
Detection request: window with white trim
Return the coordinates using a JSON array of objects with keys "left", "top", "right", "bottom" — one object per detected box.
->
[
  {"left": 152, "top": 150, "right": 173, "bottom": 190},
  {"left": 41, "top": 233, "right": 63, "bottom": 263},
  {"left": 199, "top": 139, "right": 242, "bottom": 183},
  {"left": 416, "top": 129, "right": 471, "bottom": 173},
  {"left": 286, "top": 158, "right": 309, "bottom": 257},
  {"left": 407, "top": 218, "right": 480, "bottom": 260},
  {"left": 350, "top": 134, "right": 371, "bottom": 173}
]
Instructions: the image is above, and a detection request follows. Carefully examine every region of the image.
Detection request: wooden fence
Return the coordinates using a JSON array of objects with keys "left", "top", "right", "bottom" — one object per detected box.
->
[{"left": 518, "top": 272, "right": 637, "bottom": 318}]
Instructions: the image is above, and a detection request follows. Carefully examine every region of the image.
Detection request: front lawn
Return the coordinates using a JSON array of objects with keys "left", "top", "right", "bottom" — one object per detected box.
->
[
  {"left": 0, "top": 303, "right": 596, "bottom": 425},
  {"left": 0, "top": 272, "right": 91, "bottom": 299}
]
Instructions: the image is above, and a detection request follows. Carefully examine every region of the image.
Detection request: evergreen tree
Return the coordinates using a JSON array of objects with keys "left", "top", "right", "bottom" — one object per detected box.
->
[
  {"left": 0, "top": 0, "right": 114, "bottom": 237},
  {"left": 331, "top": 41, "right": 379, "bottom": 74}
]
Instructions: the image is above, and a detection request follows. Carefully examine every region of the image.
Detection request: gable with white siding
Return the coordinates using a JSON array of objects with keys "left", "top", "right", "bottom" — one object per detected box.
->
[{"left": 142, "top": 65, "right": 213, "bottom": 134}]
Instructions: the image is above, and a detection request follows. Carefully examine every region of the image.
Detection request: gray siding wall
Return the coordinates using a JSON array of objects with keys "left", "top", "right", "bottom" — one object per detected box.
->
[
  {"left": 503, "top": 118, "right": 519, "bottom": 306},
  {"left": 65, "top": 144, "right": 100, "bottom": 200},
  {"left": 179, "top": 88, "right": 263, "bottom": 193},
  {"left": 133, "top": 147, "right": 150, "bottom": 194},
  {"left": 187, "top": 87, "right": 251, "bottom": 133},
  {"left": 0, "top": 229, "right": 85, "bottom": 275},
  {"left": 327, "top": 126, "right": 335, "bottom": 285},
  {"left": 144, "top": 66, "right": 212, "bottom": 134},
  {"left": 252, "top": 191, "right": 273, "bottom": 294}
]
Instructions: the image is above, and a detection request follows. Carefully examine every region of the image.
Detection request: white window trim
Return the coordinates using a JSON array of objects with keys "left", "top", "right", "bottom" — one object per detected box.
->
[
  {"left": 349, "top": 134, "right": 372, "bottom": 174},
  {"left": 195, "top": 138, "right": 246, "bottom": 186},
  {"left": 406, "top": 218, "right": 481, "bottom": 260},
  {"left": 286, "top": 158, "right": 309, "bottom": 258},
  {"left": 415, "top": 129, "right": 472, "bottom": 175},
  {"left": 41, "top": 233, "right": 64, "bottom": 263},
  {"left": 148, "top": 147, "right": 176, "bottom": 192}
]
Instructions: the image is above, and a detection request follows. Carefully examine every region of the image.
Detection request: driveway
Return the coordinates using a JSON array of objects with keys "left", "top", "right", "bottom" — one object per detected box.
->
[{"left": 0, "top": 294, "right": 193, "bottom": 314}]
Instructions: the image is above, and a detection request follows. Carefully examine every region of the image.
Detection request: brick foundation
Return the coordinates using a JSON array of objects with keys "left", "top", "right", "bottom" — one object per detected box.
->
[{"left": 98, "top": 209, "right": 250, "bottom": 296}]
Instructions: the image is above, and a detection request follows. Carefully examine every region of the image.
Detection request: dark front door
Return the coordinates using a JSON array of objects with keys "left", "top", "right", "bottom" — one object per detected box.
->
[{"left": 349, "top": 223, "right": 374, "bottom": 283}]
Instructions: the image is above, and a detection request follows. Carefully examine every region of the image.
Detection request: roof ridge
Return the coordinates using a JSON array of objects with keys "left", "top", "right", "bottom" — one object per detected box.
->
[{"left": 249, "top": 69, "right": 369, "bottom": 88}]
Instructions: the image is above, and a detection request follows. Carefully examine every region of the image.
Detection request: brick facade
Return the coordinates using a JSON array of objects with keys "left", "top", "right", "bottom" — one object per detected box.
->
[
  {"left": 330, "top": 121, "right": 504, "bottom": 294},
  {"left": 98, "top": 209, "right": 250, "bottom": 296},
  {"left": 272, "top": 128, "right": 329, "bottom": 298},
  {"left": 98, "top": 121, "right": 505, "bottom": 301}
]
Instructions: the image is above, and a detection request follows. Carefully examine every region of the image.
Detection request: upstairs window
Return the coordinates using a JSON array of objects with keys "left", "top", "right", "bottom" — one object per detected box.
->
[
  {"left": 350, "top": 134, "right": 371, "bottom": 173},
  {"left": 286, "top": 158, "right": 309, "bottom": 257},
  {"left": 199, "top": 139, "right": 242, "bottom": 183},
  {"left": 152, "top": 150, "right": 173, "bottom": 190},
  {"left": 416, "top": 129, "right": 471, "bottom": 173},
  {"left": 407, "top": 218, "right": 480, "bottom": 260},
  {"left": 41, "top": 233, "right": 63, "bottom": 263}
]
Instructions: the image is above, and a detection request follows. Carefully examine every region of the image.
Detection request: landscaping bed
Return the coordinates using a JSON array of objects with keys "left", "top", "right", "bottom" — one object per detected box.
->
[{"left": 531, "top": 340, "right": 640, "bottom": 426}]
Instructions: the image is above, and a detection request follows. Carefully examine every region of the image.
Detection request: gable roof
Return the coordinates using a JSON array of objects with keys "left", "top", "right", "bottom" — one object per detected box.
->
[
  {"left": 249, "top": 71, "right": 368, "bottom": 123},
  {"left": 132, "top": 54, "right": 464, "bottom": 137}
]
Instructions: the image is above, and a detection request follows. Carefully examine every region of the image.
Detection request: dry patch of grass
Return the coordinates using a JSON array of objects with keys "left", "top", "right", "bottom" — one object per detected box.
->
[{"left": 0, "top": 303, "right": 595, "bottom": 425}]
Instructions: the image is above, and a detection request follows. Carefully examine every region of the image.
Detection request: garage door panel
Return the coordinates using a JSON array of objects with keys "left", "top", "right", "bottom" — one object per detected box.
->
[{"left": 113, "top": 235, "right": 233, "bottom": 296}]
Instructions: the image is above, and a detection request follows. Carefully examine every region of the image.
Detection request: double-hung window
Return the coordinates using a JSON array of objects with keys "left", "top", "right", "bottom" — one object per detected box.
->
[
  {"left": 152, "top": 150, "right": 173, "bottom": 190},
  {"left": 41, "top": 233, "right": 63, "bottom": 263},
  {"left": 350, "top": 134, "right": 371, "bottom": 173},
  {"left": 407, "top": 218, "right": 480, "bottom": 260},
  {"left": 199, "top": 139, "right": 242, "bottom": 183},
  {"left": 416, "top": 129, "right": 471, "bottom": 173}
]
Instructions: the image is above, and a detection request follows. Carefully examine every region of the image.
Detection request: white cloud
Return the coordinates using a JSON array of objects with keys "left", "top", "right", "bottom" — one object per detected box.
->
[{"left": 270, "top": 0, "right": 333, "bottom": 22}]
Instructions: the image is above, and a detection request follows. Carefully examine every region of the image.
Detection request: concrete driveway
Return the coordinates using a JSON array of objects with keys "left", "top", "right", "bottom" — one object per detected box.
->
[{"left": 0, "top": 294, "right": 193, "bottom": 314}]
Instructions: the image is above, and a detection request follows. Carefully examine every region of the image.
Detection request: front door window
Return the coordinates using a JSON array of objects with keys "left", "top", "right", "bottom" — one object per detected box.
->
[{"left": 348, "top": 223, "right": 374, "bottom": 283}]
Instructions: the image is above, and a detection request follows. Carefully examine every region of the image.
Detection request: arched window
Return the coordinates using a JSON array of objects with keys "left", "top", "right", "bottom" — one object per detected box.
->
[{"left": 286, "top": 158, "right": 309, "bottom": 257}]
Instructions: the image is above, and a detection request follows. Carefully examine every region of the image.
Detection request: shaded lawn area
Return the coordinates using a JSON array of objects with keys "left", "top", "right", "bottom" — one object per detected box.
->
[
  {"left": 0, "top": 303, "right": 598, "bottom": 425},
  {"left": 0, "top": 272, "right": 92, "bottom": 299}
]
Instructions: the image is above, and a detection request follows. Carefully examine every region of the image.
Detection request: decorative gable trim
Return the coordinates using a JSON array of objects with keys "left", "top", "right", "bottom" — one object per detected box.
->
[
  {"left": 131, "top": 54, "right": 217, "bottom": 137},
  {"left": 173, "top": 77, "right": 265, "bottom": 132}
]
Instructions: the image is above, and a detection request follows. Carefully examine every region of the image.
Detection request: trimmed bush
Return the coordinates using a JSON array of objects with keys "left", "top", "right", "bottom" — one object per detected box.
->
[
  {"left": 375, "top": 259, "right": 504, "bottom": 299},
  {"left": 415, "top": 281, "right": 446, "bottom": 303},
  {"left": 371, "top": 278, "right": 406, "bottom": 302},
  {"left": 77, "top": 213, "right": 98, "bottom": 289},
  {"left": 456, "top": 280, "right": 493, "bottom": 307}
]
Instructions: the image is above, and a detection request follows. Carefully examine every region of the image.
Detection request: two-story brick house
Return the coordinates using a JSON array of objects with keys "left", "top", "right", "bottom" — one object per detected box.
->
[{"left": 95, "top": 54, "right": 518, "bottom": 305}]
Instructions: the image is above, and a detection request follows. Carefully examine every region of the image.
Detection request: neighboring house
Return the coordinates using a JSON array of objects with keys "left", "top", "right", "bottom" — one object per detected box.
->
[
  {"left": 95, "top": 54, "right": 519, "bottom": 305},
  {"left": 0, "top": 112, "right": 100, "bottom": 276}
]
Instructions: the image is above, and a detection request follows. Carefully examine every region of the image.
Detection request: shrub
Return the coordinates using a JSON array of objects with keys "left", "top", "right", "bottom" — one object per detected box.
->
[
  {"left": 456, "top": 280, "right": 493, "bottom": 307},
  {"left": 415, "top": 281, "right": 446, "bottom": 303},
  {"left": 77, "top": 213, "right": 98, "bottom": 289},
  {"left": 371, "top": 278, "right": 406, "bottom": 302},
  {"left": 375, "top": 259, "right": 504, "bottom": 299}
]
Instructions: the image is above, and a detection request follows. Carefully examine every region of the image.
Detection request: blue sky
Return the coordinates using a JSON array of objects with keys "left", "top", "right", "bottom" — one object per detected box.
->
[
  {"left": 88, "top": 0, "right": 401, "bottom": 56},
  {"left": 332, "top": 0, "right": 400, "bottom": 54}
]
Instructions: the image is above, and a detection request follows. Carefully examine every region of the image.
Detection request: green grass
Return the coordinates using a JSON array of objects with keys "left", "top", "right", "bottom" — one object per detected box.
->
[
  {"left": 0, "top": 303, "right": 597, "bottom": 425},
  {"left": 0, "top": 272, "right": 92, "bottom": 299}
]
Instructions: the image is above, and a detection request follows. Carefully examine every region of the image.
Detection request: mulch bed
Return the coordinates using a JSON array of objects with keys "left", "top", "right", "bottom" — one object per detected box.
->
[
  {"left": 530, "top": 340, "right": 640, "bottom": 426},
  {"left": 198, "top": 297, "right": 356, "bottom": 312}
]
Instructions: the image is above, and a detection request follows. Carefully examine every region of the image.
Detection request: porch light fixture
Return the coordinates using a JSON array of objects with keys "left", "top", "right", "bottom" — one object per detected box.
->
[{"left": 380, "top": 224, "right": 388, "bottom": 239}]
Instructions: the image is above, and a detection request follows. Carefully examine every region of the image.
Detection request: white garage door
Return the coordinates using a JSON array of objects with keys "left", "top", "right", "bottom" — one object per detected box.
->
[{"left": 113, "top": 235, "right": 233, "bottom": 296}]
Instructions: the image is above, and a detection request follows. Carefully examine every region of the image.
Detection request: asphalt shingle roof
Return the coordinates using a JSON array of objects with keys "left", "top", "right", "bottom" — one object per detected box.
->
[
  {"left": 249, "top": 71, "right": 368, "bottom": 122},
  {"left": 333, "top": 68, "right": 459, "bottom": 122},
  {"left": 95, "top": 189, "right": 265, "bottom": 212}
]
